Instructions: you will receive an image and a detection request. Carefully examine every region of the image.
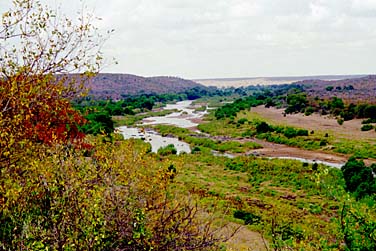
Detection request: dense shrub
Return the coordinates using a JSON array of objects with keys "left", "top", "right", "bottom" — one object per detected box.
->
[
  {"left": 341, "top": 157, "right": 376, "bottom": 200},
  {"left": 237, "top": 118, "right": 248, "bottom": 125},
  {"left": 233, "top": 210, "right": 261, "bottom": 225},
  {"left": 157, "top": 144, "right": 178, "bottom": 156},
  {"left": 1, "top": 140, "right": 227, "bottom": 250},
  {"left": 283, "top": 127, "right": 298, "bottom": 138},
  {"left": 361, "top": 124, "right": 374, "bottom": 131},
  {"left": 256, "top": 121, "right": 271, "bottom": 133},
  {"left": 81, "top": 112, "right": 114, "bottom": 135}
]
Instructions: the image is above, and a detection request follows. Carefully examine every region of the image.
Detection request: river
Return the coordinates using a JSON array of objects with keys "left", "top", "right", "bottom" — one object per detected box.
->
[
  {"left": 118, "top": 100, "right": 205, "bottom": 154},
  {"left": 117, "top": 100, "right": 345, "bottom": 168}
]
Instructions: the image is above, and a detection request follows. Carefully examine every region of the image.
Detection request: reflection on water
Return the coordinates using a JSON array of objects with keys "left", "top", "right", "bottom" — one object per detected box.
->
[{"left": 117, "top": 126, "right": 191, "bottom": 154}]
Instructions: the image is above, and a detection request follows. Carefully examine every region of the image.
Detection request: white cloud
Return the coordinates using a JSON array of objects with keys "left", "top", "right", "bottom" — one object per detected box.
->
[
  {"left": 351, "top": 0, "right": 376, "bottom": 12},
  {"left": 1, "top": 0, "right": 375, "bottom": 78}
]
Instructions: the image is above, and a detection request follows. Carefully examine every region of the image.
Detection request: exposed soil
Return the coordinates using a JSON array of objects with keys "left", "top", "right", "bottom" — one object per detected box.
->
[
  {"left": 224, "top": 224, "right": 268, "bottom": 251},
  {"left": 208, "top": 136, "right": 351, "bottom": 166},
  {"left": 245, "top": 138, "right": 348, "bottom": 164}
]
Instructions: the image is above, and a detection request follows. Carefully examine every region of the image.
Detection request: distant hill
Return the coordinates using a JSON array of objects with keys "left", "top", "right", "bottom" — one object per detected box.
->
[
  {"left": 196, "top": 75, "right": 366, "bottom": 88},
  {"left": 297, "top": 75, "right": 376, "bottom": 104},
  {"left": 86, "top": 73, "right": 204, "bottom": 99}
]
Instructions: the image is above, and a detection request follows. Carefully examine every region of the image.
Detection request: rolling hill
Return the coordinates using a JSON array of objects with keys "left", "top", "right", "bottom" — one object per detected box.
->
[
  {"left": 298, "top": 75, "right": 376, "bottom": 103},
  {"left": 86, "top": 73, "right": 204, "bottom": 99}
]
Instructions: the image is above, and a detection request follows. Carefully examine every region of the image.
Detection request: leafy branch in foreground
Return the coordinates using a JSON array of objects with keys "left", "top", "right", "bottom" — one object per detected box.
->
[
  {"left": 1, "top": 139, "right": 232, "bottom": 250},
  {"left": 0, "top": 0, "right": 107, "bottom": 168}
]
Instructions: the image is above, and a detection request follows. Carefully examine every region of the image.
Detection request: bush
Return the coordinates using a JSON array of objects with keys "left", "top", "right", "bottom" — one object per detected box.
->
[
  {"left": 361, "top": 124, "right": 374, "bottom": 131},
  {"left": 191, "top": 146, "right": 202, "bottom": 154},
  {"left": 157, "top": 144, "right": 177, "bottom": 156},
  {"left": 341, "top": 157, "right": 375, "bottom": 199},
  {"left": 362, "top": 118, "right": 376, "bottom": 124},
  {"left": 82, "top": 112, "right": 114, "bottom": 135},
  {"left": 237, "top": 118, "right": 248, "bottom": 125},
  {"left": 304, "top": 106, "right": 314, "bottom": 116},
  {"left": 233, "top": 210, "right": 261, "bottom": 225},
  {"left": 326, "top": 86, "right": 334, "bottom": 91},
  {"left": 1, "top": 140, "right": 228, "bottom": 250},
  {"left": 283, "top": 127, "right": 297, "bottom": 138},
  {"left": 256, "top": 121, "right": 271, "bottom": 133},
  {"left": 319, "top": 139, "right": 328, "bottom": 146},
  {"left": 296, "top": 129, "right": 309, "bottom": 136}
]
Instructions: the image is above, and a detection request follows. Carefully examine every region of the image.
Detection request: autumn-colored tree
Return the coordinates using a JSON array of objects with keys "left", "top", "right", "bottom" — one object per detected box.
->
[{"left": 0, "top": 0, "right": 105, "bottom": 168}]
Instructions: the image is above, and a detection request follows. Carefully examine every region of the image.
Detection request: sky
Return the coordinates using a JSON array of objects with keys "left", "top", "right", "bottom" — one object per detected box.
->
[{"left": 1, "top": 0, "right": 376, "bottom": 79}]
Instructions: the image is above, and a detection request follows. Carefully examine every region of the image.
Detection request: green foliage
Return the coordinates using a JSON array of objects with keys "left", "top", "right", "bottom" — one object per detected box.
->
[
  {"left": 339, "top": 203, "right": 376, "bottom": 251},
  {"left": 237, "top": 118, "right": 248, "bottom": 125},
  {"left": 362, "top": 118, "right": 376, "bottom": 124},
  {"left": 214, "top": 96, "right": 264, "bottom": 120},
  {"left": 157, "top": 144, "right": 177, "bottom": 156},
  {"left": 256, "top": 121, "right": 271, "bottom": 133},
  {"left": 285, "top": 92, "right": 308, "bottom": 114},
  {"left": 326, "top": 86, "right": 334, "bottom": 91},
  {"left": 304, "top": 106, "right": 314, "bottom": 116},
  {"left": 81, "top": 112, "right": 114, "bottom": 135},
  {"left": 361, "top": 124, "right": 374, "bottom": 131},
  {"left": 153, "top": 124, "right": 262, "bottom": 154},
  {"left": 233, "top": 210, "right": 261, "bottom": 225},
  {"left": 341, "top": 157, "right": 376, "bottom": 200},
  {"left": 337, "top": 118, "right": 344, "bottom": 125}
]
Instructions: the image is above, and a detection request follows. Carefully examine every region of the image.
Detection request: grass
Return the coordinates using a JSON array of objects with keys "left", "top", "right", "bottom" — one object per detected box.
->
[{"left": 167, "top": 151, "right": 352, "bottom": 248}]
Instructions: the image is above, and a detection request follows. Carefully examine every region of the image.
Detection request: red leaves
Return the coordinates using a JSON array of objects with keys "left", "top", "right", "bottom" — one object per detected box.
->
[{"left": 0, "top": 73, "right": 88, "bottom": 164}]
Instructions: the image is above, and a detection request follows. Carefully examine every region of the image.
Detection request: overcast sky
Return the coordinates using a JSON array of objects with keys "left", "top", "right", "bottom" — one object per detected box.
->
[{"left": 1, "top": 0, "right": 376, "bottom": 79}]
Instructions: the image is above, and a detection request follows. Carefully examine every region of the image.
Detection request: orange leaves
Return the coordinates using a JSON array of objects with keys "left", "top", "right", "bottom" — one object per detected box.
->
[{"left": 0, "top": 73, "right": 88, "bottom": 167}]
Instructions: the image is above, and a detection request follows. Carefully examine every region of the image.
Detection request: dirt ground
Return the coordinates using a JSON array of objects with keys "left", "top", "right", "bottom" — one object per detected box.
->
[
  {"left": 225, "top": 224, "right": 268, "bottom": 251},
  {"left": 247, "top": 138, "right": 348, "bottom": 164},
  {"left": 251, "top": 106, "right": 376, "bottom": 141}
]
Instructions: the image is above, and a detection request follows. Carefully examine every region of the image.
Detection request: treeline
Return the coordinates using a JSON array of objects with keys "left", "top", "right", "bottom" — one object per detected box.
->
[
  {"left": 214, "top": 84, "right": 305, "bottom": 120},
  {"left": 214, "top": 96, "right": 265, "bottom": 119},
  {"left": 74, "top": 94, "right": 178, "bottom": 135},
  {"left": 283, "top": 90, "right": 376, "bottom": 122},
  {"left": 73, "top": 86, "right": 228, "bottom": 135}
]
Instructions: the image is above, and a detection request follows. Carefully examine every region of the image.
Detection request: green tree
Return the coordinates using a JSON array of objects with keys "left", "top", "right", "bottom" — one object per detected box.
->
[
  {"left": 341, "top": 157, "right": 375, "bottom": 199},
  {"left": 285, "top": 92, "right": 308, "bottom": 114}
]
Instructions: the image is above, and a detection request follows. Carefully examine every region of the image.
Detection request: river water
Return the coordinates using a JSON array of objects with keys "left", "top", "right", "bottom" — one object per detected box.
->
[
  {"left": 117, "top": 126, "right": 191, "bottom": 154},
  {"left": 118, "top": 100, "right": 345, "bottom": 168},
  {"left": 142, "top": 100, "right": 206, "bottom": 128},
  {"left": 118, "top": 100, "right": 205, "bottom": 154}
]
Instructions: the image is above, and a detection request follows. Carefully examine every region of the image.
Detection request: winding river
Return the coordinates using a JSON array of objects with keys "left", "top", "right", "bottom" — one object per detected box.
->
[
  {"left": 118, "top": 100, "right": 206, "bottom": 154},
  {"left": 118, "top": 100, "right": 346, "bottom": 168}
]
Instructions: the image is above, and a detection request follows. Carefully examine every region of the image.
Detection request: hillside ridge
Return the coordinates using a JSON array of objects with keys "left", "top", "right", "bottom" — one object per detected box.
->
[{"left": 87, "top": 73, "right": 204, "bottom": 99}]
